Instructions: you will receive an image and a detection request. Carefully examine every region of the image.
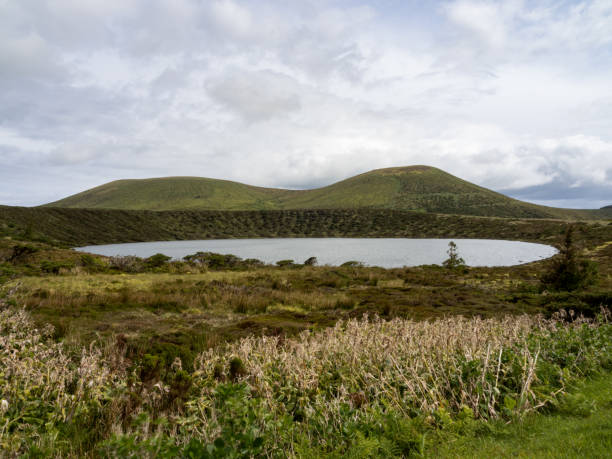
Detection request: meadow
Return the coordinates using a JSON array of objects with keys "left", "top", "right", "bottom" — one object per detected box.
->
[{"left": 0, "top": 219, "right": 611, "bottom": 457}]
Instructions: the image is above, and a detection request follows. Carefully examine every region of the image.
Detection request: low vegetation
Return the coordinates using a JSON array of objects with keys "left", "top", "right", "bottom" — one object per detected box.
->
[
  {"left": 1, "top": 295, "right": 611, "bottom": 457},
  {"left": 0, "top": 211, "right": 610, "bottom": 456},
  {"left": 2, "top": 204, "right": 612, "bottom": 248}
]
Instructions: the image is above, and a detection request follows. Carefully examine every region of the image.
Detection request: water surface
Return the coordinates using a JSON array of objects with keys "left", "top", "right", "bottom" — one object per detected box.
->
[{"left": 76, "top": 238, "right": 556, "bottom": 268}]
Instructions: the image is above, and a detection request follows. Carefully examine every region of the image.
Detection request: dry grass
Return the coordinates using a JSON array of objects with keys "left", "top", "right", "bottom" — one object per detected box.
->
[
  {"left": 197, "top": 315, "right": 545, "bottom": 423},
  {"left": 1, "top": 289, "right": 610, "bottom": 456}
]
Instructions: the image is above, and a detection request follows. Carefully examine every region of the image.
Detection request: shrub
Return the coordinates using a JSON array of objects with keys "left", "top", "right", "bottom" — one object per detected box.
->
[
  {"left": 109, "top": 255, "right": 144, "bottom": 273},
  {"left": 145, "top": 253, "right": 171, "bottom": 269},
  {"left": 276, "top": 259, "right": 295, "bottom": 267},
  {"left": 79, "top": 253, "right": 106, "bottom": 273},
  {"left": 40, "top": 260, "right": 75, "bottom": 274},
  {"left": 184, "top": 252, "right": 244, "bottom": 269},
  {"left": 341, "top": 260, "right": 364, "bottom": 267},
  {"left": 8, "top": 244, "right": 39, "bottom": 263},
  {"left": 540, "top": 226, "right": 598, "bottom": 291}
]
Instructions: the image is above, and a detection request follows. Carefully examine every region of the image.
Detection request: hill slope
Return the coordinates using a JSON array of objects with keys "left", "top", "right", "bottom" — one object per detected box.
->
[
  {"left": 44, "top": 166, "right": 611, "bottom": 219},
  {"left": 44, "top": 176, "right": 291, "bottom": 211}
]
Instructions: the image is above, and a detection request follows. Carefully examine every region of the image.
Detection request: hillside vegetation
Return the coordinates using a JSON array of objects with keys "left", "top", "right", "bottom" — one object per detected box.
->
[
  {"left": 44, "top": 166, "right": 611, "bottom": 219},
  {"left": 4, "top": 205, "right": 611, "bottom": 248}
]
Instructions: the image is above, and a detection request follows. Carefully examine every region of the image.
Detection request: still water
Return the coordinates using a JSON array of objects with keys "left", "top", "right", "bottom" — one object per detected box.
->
[{"left": 76, "top": 238, "right": 557, "bottom": 268}]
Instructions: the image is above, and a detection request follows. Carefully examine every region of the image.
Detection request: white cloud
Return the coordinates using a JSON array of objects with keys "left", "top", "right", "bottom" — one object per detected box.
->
[
  {"left": 0, "top": 0, "right": 611, "bottom": 208},
  {"left": 208, "top": 0, "right": 254, "bottom": 39},
  {"left": 206, "top": 70, "right": 302, "bottom": 122},
  {"left": 444, "top": 0, "right": 509, "bottom": 49}
]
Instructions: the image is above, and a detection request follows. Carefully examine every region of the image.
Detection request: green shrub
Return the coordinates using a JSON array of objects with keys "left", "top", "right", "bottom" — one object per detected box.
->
[
  {"left": 145, "top": 253, "right": 171, "bottom": 269},
  {"left": 540, "top": 226, "right": 598, "bottom": 291},
  {"left": 184, "top": 252, "right": 246, "bottom": 270},
  {"left": 0, "top": 263, "right": 16, "bottom": 284},
  {"left": 341, "top": 260, "right": 364, "bottom": 267},
  {"left": 276, "top": 259, "right": 295, "bottom": 267},
  {"left": 40, "top": 260, "right": 75, "bottom": 274},
  {"left": 8, "top": 244, "right": 39, "bottom": 262},
  {"left": 80, "top": 253, "right": 107, "bottom": 272}
]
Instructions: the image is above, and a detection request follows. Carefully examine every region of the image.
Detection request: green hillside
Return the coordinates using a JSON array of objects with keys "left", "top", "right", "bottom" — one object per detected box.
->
[
  {"left": 44, "top": 166, "right": 611, "bottom": 219},
  {"left": 4, "top": 205, "right": 611, "bottom": 248},
  {"left": 44, "top": 176, "right": 292, "bottom": 211}
]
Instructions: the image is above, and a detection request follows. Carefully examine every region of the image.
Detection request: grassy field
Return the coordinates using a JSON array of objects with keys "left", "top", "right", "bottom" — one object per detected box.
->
[
  {"left": 43, "top": 166, "right": 612, "bottom": 219},
  {"left": 431, "top": 372, "right": 612, "bottom": 458},
  {"left": 0, "top": 213, "right": 611, "bottom": 456}
]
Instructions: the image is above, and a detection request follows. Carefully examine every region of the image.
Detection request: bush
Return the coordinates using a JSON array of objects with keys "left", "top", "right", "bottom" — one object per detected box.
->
[
  {"left": 184, "top": 252, "right": 245, "bottom": 270},
  {"left": 40, "top": 260, "right": 75, "bottom": 274},
  {"left": 0, "top": 263, "right": 16, "bottom": 284},
  {"left": 540, "top": 226, "right": 598, "bottom": 291},
  {"left": 276, "top": 259, "right": 295, "bottom": 267},
  {"left": 79, "top": 253, "right": 107, "bottom": 273},
  {"left": 109, "top": 255, "right": 144, "bottom": 273},
  {"left": 8, "top": 244, "right": 39, "bottom": 263},
  {"left": 341, "top": 260, "right": 364, "bottom": 267},
  {"left": 145, "top": 253, "right": 172, "bottom": 269}
]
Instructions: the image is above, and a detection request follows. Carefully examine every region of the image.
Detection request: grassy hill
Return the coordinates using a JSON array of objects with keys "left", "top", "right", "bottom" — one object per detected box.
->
[
  {"left": 44, "top": 176, "right": 291, "bottom": 211},
  {"left": 44, "top": 166, "right": 611, "bottom": 219}
]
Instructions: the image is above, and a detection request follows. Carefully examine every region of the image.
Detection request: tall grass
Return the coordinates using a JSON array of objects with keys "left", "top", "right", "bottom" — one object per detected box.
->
[
  {"left": 1, "top": 293, "right": 611, "bottom": 456},
  {"left": 198, "top": 315, "right": 539, "bottom": 419}
]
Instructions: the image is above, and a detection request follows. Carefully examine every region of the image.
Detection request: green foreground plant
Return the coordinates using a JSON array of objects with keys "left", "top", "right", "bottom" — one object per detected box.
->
[{"left": 1, "top": 291, "right": 611, "bottom": 457}]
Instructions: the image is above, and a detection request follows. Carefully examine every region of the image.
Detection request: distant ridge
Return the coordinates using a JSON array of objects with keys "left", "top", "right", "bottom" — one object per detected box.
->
[{"left": 44, "top": 166, "right": 611, "bottom": 220}]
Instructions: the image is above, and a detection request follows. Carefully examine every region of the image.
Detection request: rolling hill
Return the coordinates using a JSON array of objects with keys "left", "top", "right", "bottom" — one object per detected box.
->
[{"left": 44, "top": 166, "right": 611, "bottom": 219}]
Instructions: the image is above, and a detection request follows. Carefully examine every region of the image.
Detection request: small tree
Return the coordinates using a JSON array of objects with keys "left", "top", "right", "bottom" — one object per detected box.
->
[
  {"left": 540, "top": 226, "right": 597, "bottom": 291},
  {"left": 303, "top": 256, "right": 318, "bottom": 266},
  {"left": 442, "top": 241, "right": 465, "bottom": 269}
]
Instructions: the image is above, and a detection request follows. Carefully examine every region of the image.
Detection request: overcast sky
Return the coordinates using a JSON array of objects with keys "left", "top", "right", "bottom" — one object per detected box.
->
[{"left": 1, "top": 0, "right": 611, "bottom": 208}]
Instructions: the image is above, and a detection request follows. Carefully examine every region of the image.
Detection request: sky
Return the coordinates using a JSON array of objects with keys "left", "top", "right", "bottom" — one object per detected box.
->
[{"left": 1, "top": 0, "right": 611, "bottom": 209}]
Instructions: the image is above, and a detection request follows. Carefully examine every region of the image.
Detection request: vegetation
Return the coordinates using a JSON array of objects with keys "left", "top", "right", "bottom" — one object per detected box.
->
[
  {"left": 430, "top": 371, "right": 612, "bottom": 457},
  {"left": 43, "top": 166, "right": 612, "bottom": 219},
  {"left": 541, "top": 226, "right": 598, "bottom": 291},
  {"left": 0, "top": 197, "right": 610, "bottom": 456},
  {"left": 1, "top": 293, "right": 611, "bottom": 457},
  {"left": 442, "top": 241, "right": 466, "bottom": 270},
  {"left": 3, "top": 204, "right": 611, "bottom": 248}
]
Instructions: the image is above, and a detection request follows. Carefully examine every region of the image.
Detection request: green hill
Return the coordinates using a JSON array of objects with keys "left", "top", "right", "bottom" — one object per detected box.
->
[{"left": 44, "top": 166, "right": 611, "bottom": 219}]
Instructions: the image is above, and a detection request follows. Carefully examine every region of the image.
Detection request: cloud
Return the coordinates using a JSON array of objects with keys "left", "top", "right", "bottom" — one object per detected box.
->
[
  {"left": 0, "top": 0, "right": 611, "bottom": 208},
  {"left": 444, "top": 0, "right": 509, "bottom": 49},
  {"left": 207, "top": 0, "right": 254, "bottom": 40},
  {"left": 206, "top": 70, "right": 302, "bottom": 122}
]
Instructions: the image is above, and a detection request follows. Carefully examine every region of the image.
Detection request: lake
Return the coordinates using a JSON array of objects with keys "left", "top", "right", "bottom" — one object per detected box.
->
[{"left": 75, "top": 238, "right": 557, "bottom": 268}]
